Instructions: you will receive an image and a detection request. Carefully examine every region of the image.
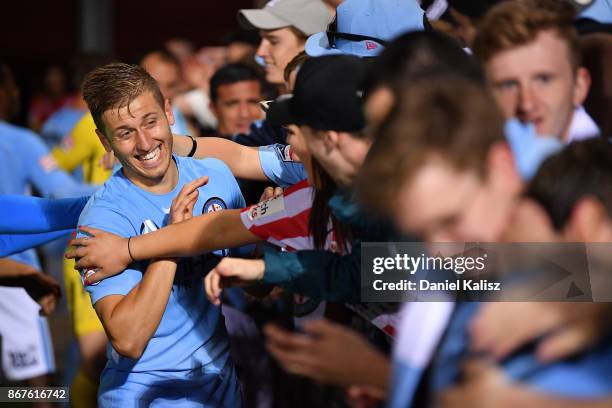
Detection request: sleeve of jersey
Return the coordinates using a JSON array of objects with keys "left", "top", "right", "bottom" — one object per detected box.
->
[
  {"left": 0, "top": 230, "right": 72, "bottom": 257},
  {"left": 0, "top": 196, "right": 87, "bottom": 233},
  {"left": 77, "top": 205, "right": 142, "bottom": 304},
  {"left": 262, "top": 243, "right": 361, "bottom": 302},
  {"left": 20, "top": 130, "right": 99, "bottom": 198},
  {"left": 258, "top": 144, "right": 307, "bottom": 188},
  {"left": 239, "top": 193, "right": 308, "bottom": 249}
]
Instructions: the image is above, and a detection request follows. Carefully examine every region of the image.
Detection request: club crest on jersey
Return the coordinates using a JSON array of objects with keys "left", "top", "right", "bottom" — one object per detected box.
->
[
  {"left": 81, "top": 269, "right": 99, "bottom": 286},
  {"left": 140, "top": 219, "right": 159, "bottom": 234},
  {"left": 275, "top": 144, "right": 295, "bottom": 162},
  {"left": 247, "top": 194, "right": 285, "bottom": 221},
  {"left": 203, "top": 197, "right": 227, "bottom": 213}
]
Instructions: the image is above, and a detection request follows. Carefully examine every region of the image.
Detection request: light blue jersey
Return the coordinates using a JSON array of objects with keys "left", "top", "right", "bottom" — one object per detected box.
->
[
  {"left": 580, "top": 0, "right": 612, "bottom": 24},
  {"left": 78, "top": 156, "right": 242, "bottom": 407},
  {"left": 259, "top": 143, "right": 307, "bottom": 187},
  {"left": 0, "top": 120, "right": 97, "bottom": 268}
]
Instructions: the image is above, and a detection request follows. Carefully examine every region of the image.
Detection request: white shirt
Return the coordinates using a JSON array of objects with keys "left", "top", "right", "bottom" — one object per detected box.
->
[{"left": 567, "top": 106, "right": 600, "bottom": 143}]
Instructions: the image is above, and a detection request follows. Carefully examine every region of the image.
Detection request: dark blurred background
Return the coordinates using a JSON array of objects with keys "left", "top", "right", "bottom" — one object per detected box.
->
[{"left": 1, "top": 0, "right": 255, "bottom": 126}]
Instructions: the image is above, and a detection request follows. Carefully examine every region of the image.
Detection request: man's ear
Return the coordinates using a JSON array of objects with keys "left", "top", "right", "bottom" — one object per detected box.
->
[
  {"left": 95, "top": 129, "right": 113, "bottom": 153},
  {"left": 487, "top": 141, "right": 523, "bottom": 194},
  {"left": 565, "top": 197, "right": 610, "bottom": 241},
  {"left": 572, "top": 67, "right": 591, "bottom": 108},
  {"left": 164, "top": 98, "right": 175, "bottom": 126},
  {"left": 324, "top": 130, "right": 340, "bottom": 153}
]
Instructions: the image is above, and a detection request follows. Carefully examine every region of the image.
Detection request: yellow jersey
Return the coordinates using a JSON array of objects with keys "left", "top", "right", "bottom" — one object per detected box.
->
[{"left": 52, "top": 112, "right": 111, "bottom": 184}]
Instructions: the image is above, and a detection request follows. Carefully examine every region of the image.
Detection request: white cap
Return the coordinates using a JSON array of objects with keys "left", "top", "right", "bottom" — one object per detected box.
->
[{"left": 238, "top": 0, "right": 333, "bottom": 36}]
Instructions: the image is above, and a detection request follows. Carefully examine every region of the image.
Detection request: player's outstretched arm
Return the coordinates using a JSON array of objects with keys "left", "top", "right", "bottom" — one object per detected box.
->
[
  {"left": 67, "top": 177, "right": 261, "bottom": 282},
  {"left": 0, "top": 195, "right": 87, "bottom": 233},
  {"left": 0, "top": 258, "right": 61, "bottom": 315},
  {"left": 173, "top": 134, "right": 266, "bottom": 180}
]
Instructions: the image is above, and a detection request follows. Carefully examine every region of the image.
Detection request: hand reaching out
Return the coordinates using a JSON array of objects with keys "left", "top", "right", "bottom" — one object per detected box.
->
[
  {"left": 205, "top": 257, "right": 265, "bottom": 305},
  {"left": 169, "top": 176, "right": 208, "bottom": 224}
]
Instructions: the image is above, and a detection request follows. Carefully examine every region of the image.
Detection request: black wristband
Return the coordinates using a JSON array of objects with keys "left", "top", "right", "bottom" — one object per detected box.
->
[
  {"left": 127, "top": 237, "right": 136, "bottom": 263},
  {"left": 187, "top": 135, "right": 197, "bottom": 157}
]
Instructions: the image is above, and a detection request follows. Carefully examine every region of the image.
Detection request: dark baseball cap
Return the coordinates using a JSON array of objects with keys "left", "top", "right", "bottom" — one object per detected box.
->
[
  {"left": 266, "top": 55, "right": 368, "bottom": 132},
  {"left": 446, "top": 0, "right": 504, "bottom": 19}
]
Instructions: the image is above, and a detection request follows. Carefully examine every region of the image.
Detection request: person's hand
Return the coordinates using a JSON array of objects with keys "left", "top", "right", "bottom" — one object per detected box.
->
[
  {"left": 259, "top": 186, "right": 283, "bottom": 203},
  {"left": 264, "top": 319, "right": 390, "bottom": 389},
  {"left": 170, "top": 176, "right": 208, "bottom": 224},
  {"left": 66, "top": 227, "right": 131, "bottom": 283},
  {"left": 20, "top": 271, "right": 61, "bottom": 315},
  {"left": 470, "top": 302, "right": 611, "bottom": 363},
  {"left": 205, "top": 258, "right": 265, "bottom": 305},
  {"left": 0, "top": 259, "right": 61, "bottom": 314},
  {"left": 37, "top": 293, "right": 58, "bottom": 315}
]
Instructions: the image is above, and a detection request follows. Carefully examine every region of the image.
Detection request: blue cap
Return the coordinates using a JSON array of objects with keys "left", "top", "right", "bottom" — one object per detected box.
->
[
  {"left": 504, "top": 119, "right": 563, "bottom": 181},
  {"left": 579, "top": 0, "right": 612, "bottom": 24},
  {"left": 305, "top": 0, "right": 425, "bottom": 58}
]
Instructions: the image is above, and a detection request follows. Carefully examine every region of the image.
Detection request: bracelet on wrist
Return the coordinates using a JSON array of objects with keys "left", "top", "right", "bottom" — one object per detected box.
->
[
  {"left": 187, "top": 135, "right": 197, "bottom": 157},
  {"left": 127, "top": 237, "right": 136, "bottom": 263}
]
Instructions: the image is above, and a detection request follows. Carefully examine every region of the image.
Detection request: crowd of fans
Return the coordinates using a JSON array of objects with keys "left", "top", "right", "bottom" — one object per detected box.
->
[{"left": 1, "top": 0, "right": 611, "bottom": 407}]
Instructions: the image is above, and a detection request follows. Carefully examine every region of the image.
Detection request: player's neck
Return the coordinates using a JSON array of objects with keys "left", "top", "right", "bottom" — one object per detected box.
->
[{"left": 126, "top": 158, "right": 179, "bottom": 195}]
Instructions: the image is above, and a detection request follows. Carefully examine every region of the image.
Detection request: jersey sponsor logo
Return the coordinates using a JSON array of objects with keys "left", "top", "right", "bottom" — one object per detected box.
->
[
  {"left": 39, "top": 154, "right": 58, "bottom": 173},
  {"left": 140, "top": 219, "right": 159, "bottom": 234},
  {"left": 202, "top": 197, "right": 227, "bottom": 214},
  {"left": 275, "top": 144, "right": 295, "bottom": 162},
  {"left": 9, "top": 346, "right": 38, "bottom": 369},
  {"left": 247, "top": 194, "right": 285, "bottom": 221},
  {"left": 81, "top": 269, "right": 100, "bottom": 287}
]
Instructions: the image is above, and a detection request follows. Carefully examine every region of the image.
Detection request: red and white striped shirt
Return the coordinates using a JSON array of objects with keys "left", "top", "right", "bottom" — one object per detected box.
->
[
  {"left": 240, "top": 179, "right": 337, "bottom": 252},
  {"left": 240, "top": 179, "right": 338, "bottom": 322}
]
